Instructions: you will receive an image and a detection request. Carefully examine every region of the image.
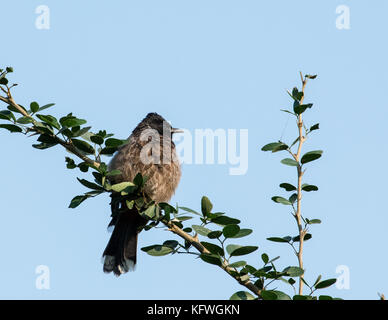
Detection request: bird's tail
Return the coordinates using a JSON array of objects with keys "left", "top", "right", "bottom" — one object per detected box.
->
[{"left": 103, "top": 206, "right": 146, "bottom": 276}]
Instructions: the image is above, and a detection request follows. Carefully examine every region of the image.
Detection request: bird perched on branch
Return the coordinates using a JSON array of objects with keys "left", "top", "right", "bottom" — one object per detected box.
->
[{"left": 102, "top": 113, "right": 182, "bottom": 276}]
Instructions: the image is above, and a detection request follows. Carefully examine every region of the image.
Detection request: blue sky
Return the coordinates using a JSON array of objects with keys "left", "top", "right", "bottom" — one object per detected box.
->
[{"left": 0, "top": 0, "right": 387, "bottom": 299}]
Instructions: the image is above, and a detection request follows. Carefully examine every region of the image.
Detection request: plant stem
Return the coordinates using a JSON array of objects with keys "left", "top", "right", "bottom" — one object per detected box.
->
[
  {"left": 294, "top": 72, "right": 308, "bottom": 295},
  {"left": 164, "top": 219, "right": 262, "bottom": 297},
  {"left": 0, "top": 95, "right": 100, "bottom": 168}
]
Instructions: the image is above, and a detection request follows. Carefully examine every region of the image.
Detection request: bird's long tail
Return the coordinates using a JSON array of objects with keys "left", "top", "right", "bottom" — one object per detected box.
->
[{"left": 103, "top": 205, "right": 146, "bottom": 276}]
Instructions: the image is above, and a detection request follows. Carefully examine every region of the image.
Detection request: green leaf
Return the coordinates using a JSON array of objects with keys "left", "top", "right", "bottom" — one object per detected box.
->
[
  {"left": 292, "top": 233, "right": 312, "bottom": 242},
  {"left": 0, "top": 110, "right": 15, "bottom": 121},
  {"left": 133, "top": 173, "right": 145, "bottom": 187},
  {"left": 271, "top": 196, "right": 292, "bottom": 205},
  {"left": 90, "top": 134, "right": 105, "bottom": 145},
  {"left": 301, "top": 150, "right": 323, "bottom": 164},
  {"left": 159, "top": 202, "right": 178, "bottom": 215},
  {"left": 229, "top": 228, "right": 252, "bottom": 239},
  {"left": 281, "top": 158, "right": 299, "bottom": 167},
  {"left": 283, "top": 266, "right": 304, "bottom": 277},
  {"left": 175, "top": 216, "right": 192, "bottom": 222},
  {"left": 77, "top": 178, "right": 103, "bottom": 190},
  {"left": 100, "top": 146, "right": 117, "bottom": 155},
  {"left": 228, "top": 261, "right": 247, "bottom": 268},
  {"left": 163, "top": 240, "right": 179, "bottom": 249},
  {"left": 105, "top": 138, "right": 127, "bottom": 148},
  {"left": 226, "top": 245, "right": 258, "bottom": 257},
  {"left": 280, "top": 109, "right": 296, "bottom": 116},
  {"left": 315, "top": 278, "right": 337, "bottom": 289},
  {"left": 272, "top": 291, "right": 292, "bottom": 300},
  {"left": 230, "top": 291, "right": 255, "bottom": 300},
  {"left": 261, "top": 142, "right": 283, "bottom": 152},
  {"left": 201, "top": 241, "right": 224, "bottom": 256},
  {"left": 305, "top": 74, "right": 317, "bottom": 79},
  {"left": 267, "top": 237, "right": 290, "bottom": 243},
  {"left": 279, "top": 183, "right": 296, "bottom": 191},
  {"left": 261, "top": 253, "right": 269, "bottom": 264},
  {"left": 211, "top": 216, "right": 241, "bottom": 226},
  {"left": 78, "top": 162, "right": 89, "bottom": 173},
  {"left": 32, "top": 142, "right": 57, "bottom": 150},
  {"left": 141, "top": 245, "right": 173, "bottom": 256},
  {"left": 6, "top": 67, "right": 14, "bottom": 73},
  {"left": 59, "top": 116, "right": 87, "bottom": 128},
  {"left": 192, "top": 225, "right": 212, "bottom": 237},
  {"left": 288, "top": 87, "right": 303, "bottom": 101},
  {"left": 178, "top": 206, "right": 201, "bottom": 216},
  {"left": 319, "top": 295, "right": 333, "bottom": 300},
  {"left": 37, "top": 134, "right": 58, "bottom": 144},
  {"left": 222, "top": 224, "right": 240, "bottom": 238},
  {"left": 142, "top": 205, "right": 156, "bottom": 219},
  {"left": 0, "top": 77, "right": 8, "bottom": 85},
  {"left": 302, "top": 184, "right": 319, "bottom": 192},
  {"left": 268, "top": 256, "right": 280, "bottom": 263},
  {"left": 38, "top": 103, "right": 55, "bottom": 112},
  {"left": 261, "top": 290, "right": 278, "bottom": 300},
  {"left": 30, "top": 102, "right": 39, "bottom": 113},
  {"left": 201, "top": 196, "right": 213, "bottom": 217},
  {"left": 111, "top": 181, "right": 136, "bottom": 193},
  {"left": 199, "top": 253, "right": 222, "bottom": 266},
  {"left": 36, "top": 114, "right": 60, "bottom": 130},
  {"left": 289, "top": 193, "right": 297, "bottom": 204},
  {"left": 313, "top": 275, "right": 322, "bottom": 287},
  {"left": 16, "top": 116, "right": 33, "bottom": 124},
  {"left": 294, "top": 103, "right": 313, "bottom": 115},
  {"left": 72, "top": 126, "right": 92, "bottom": 137},
  {"left": 272, "top": 143, "right": 288, "bottom": 153},
  {"left": 69, "top": 195, "right": 89, "bottom": 208},
  {"left": 207, "top": 230, "right": 223, "bottom": 239},
  {"left": 65, "top": 157, "right": 76, "bottom": 169},
  {"left": 307, "top": 219, "right": 321, "bottom": 224},
  {"left": 0, "top": 124, "right": 22, "bottom": 133},
  {"left": 309, "top": 123, "right": 319, "bottom": 132},
  {"left": 71, "top": 139, "right": 95, "bottom": 154}
]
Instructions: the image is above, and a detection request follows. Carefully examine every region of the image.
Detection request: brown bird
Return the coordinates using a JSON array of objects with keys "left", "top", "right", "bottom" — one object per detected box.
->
[{"left": 102, "top": 113, "right": 182, "bottom": 276}]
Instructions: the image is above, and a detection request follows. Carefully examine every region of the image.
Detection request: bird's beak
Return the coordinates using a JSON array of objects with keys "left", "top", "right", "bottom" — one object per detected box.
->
[{"left": 172, "top": 128, "right": 184, "bottom": 134}]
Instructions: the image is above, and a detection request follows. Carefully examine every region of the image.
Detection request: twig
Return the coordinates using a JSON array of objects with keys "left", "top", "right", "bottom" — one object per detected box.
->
[
  {"left": 164, "top": 220, "right": 262, "bottom": 297},
  {"left": 294, "top": 72, "right": 308, "bottom": 295},
  {"left": 0, "top": 95, "right": 100, "bottom": 168}
]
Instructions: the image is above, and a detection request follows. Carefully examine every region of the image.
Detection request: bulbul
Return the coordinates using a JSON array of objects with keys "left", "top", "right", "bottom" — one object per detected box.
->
[{"left": 102, "top": 113, "right": 182, "bottom": 276}]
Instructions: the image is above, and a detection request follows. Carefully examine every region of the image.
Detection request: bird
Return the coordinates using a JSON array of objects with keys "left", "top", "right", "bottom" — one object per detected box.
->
[{"left": 102, "top": 112, "right": 182, "bottom": 276}]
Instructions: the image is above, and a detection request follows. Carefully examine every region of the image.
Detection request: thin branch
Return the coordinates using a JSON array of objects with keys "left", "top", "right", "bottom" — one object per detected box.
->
[
  {"left": 295, "top": 73, "right": 308, "bottom": 295},
  {"left": 164, "top": 220, "right": 262, "bottom": 298},
  {"left": 0, "top": 94, "right": 100, "bottom": 168}
]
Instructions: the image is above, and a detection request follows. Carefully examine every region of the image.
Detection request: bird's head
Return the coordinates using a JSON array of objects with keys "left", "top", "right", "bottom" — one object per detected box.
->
[{"left": 138, "top": 112, "right": 182, "bottom": 136}]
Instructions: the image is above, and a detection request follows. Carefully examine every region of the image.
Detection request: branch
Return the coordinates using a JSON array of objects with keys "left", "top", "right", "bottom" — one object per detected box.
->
[
  {"left": 0, "top": 94, "right": 100, "bottom": 169},
  {"left": 294, "top": 72, "right": 308, "bottom": 295},
  {"left": 164, "top": 220, "right": 263, "bottom": 297}
]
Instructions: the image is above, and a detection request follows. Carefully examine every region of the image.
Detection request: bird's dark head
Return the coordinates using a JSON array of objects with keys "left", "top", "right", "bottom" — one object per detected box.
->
[{"left": 136, "top": 112, "right": 182, "bottom": 136}]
